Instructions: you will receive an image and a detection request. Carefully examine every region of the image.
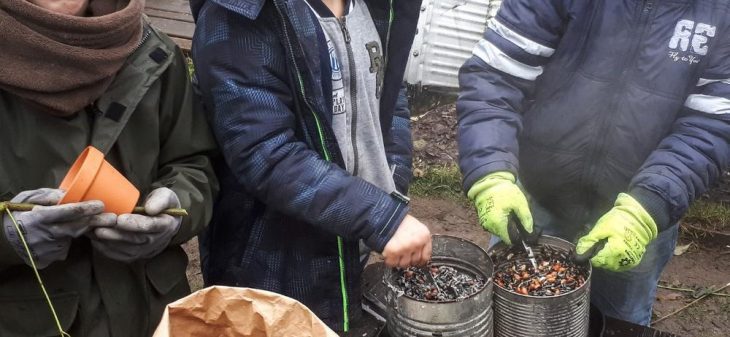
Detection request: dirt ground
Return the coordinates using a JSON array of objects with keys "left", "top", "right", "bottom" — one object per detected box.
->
[
  {"left": 411, "top": 104, "right": 459, "bottom": 172},
  {"left": 183, "top": 103, "right": 730, "bottom": 337}
]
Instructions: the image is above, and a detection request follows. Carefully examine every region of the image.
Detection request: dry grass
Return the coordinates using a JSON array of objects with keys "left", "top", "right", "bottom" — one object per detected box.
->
[{"left": 684, "top": 200, "right": 730, "bottom": 230}]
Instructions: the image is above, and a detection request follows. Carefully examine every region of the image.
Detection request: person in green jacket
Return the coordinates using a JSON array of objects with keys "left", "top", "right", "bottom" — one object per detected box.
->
[{"left": 0, "top": 0, "right": 218, "bottom": 336}]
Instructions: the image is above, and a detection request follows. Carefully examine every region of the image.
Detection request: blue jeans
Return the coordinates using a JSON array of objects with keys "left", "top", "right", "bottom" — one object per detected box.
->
[{"left": 490, "top": 199, "right": 679, "bottom": 326}]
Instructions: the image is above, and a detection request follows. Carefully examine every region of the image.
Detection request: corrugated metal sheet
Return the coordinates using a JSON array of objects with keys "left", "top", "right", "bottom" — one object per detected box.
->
[{"left": 404, "top": 0, "right": 501, "bottom": 90}]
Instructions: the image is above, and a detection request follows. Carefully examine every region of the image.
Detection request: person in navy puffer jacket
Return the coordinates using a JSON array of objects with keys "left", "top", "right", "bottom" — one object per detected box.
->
[{"left": 458, "top": 0, "right": 730, "bottom": 325}]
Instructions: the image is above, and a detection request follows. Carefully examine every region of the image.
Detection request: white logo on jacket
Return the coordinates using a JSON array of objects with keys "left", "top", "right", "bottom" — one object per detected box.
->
[{"left": 668, "top": 20, "right": 716, "bottom": 64}]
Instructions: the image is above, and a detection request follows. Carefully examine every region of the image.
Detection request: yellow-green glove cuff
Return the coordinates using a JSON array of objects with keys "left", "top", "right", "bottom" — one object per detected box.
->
[
  {"left": 576, "top": 193, "right": 658, "bottom": 272},
  {"left": 467, "top": 171, "right": 516, "bottom": 200},
  {"left": 615, "top": 193, "right": 658, "bottom": 239},
  {"left": 468, "top": 171, "right": 532, "bottom": 245}
]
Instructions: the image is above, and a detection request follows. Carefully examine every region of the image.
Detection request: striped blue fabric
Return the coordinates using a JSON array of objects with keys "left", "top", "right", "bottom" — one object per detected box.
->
[
  {"left": 686, "top": 77, "right": 730, "bottom": 115},
  {"left": 483, "top": 29, "right": 550, "bottom": 67},
  {"left": 471, "top": 16, "right": 557, "bottom": 81}
]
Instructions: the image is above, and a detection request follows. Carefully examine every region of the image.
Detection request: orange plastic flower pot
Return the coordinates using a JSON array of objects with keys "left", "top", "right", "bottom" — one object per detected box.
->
[{"left": 58, "top": 146, "right": 140, "bottom": 214}]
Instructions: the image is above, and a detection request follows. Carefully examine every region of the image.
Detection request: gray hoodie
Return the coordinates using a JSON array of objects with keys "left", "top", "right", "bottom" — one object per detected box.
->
[{"left": 307, "top": 0, "right": 396, "bottom": 194}]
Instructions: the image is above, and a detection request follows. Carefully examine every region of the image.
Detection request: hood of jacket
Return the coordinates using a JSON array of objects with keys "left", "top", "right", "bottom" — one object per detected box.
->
[{"left": 191, "top": 0, "right": 264, "bottom": 20}]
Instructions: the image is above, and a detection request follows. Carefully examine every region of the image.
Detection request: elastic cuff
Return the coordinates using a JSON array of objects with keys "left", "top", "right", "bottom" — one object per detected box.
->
[
  {"left": 365, "top": 199, "right": 409, "bottom": 253},
  {"left": 462, "top": 160, "right": 518, "bottom": 193},
  {"left": 392, "top": 164, "right": 412, "bottom": 195},
  {"left": 0, "top": 215, "right": 29, "bottom": 268},
  {"left": 630, "top": 187, "right": 672, "bottom": 232}
]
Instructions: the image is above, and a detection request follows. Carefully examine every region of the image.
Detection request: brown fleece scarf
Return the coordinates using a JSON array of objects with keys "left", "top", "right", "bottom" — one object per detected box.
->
[{"left": 0, "top": 0, "right": 143, "bottom": 116}]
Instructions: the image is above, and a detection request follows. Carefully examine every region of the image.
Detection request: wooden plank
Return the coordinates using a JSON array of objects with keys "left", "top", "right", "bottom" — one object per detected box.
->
[
  {"left": 148, "top": 16, "right": 195, "bottom": 40},
  {"left": 143, "top": 0, "right": 194, "bottom": 51},
  {"left": 145, "top": 0, "right": 191, "bottom": 15},
  {"left": 146, "top": 8, "right": 194, "bottom": 23},
  {"left": 169, "top": 36, "right": 192, "bottom": 52}
]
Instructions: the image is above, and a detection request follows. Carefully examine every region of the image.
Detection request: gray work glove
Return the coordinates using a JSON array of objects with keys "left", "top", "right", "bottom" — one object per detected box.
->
[
  {"left": 90, "top": 187, "right": 182, "bottom": 262},
  {"left": 2, "top": 188, "right": 115, "bottom": 269}
]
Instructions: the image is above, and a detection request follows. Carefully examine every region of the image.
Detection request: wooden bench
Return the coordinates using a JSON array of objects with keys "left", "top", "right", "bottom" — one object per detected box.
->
[{"left": 145, "top": 0, "right": 195, "bottom": 52}]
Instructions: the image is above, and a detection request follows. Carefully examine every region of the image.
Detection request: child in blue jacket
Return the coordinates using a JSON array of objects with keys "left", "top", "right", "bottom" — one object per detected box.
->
[{"left": 191, "top": 0, "right": 431, "bottom": 332}]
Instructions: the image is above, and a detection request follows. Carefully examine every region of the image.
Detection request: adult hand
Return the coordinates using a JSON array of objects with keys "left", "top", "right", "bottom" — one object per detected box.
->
[
  {"left": 90, "top": 188, "right": 181, "bottom": 262},
  {"left": 468, "top": 171, "right": 533, "bottom": 245},
  {"left": 382, "top": 215, "right": 432, "bottom": 268},
  {"left": 2, "top": 188, "right": 114, "bottom": 268},
  {"left": 575, "top": 193, "right": 658, "bottom": 272}
]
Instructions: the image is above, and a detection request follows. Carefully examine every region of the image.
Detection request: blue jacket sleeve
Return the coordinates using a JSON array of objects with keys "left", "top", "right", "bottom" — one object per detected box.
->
[
  {"left": 191, "top": 5, "right": 407, "bottom": 252},
  {"left": 457, "top": 0, "right": 570, "bottom": 190},
  {"left": 630, "top": 33, "right": 730, "bottom": 231},
  {"left": 385, "top": 84, "right": 413, "bottom": 194}
]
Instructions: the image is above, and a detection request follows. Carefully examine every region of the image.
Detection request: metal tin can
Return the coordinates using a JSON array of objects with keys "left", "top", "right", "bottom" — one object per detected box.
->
[
  {"left": 384, "top": 235, "right": 494, "bottom": 337},
  {"left": 489, "top": 235, "right": 591, "bottom": 337}
]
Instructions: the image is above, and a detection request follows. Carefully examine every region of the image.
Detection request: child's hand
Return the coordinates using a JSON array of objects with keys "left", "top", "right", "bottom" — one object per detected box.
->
[{"left": 382, "top": 215, "right": 432, "bottom": 268}]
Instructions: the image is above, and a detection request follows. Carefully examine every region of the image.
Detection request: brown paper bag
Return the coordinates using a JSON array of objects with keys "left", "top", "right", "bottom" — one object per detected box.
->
[{"left": 153, "top": 286, "right": 339, "bottom": 337}]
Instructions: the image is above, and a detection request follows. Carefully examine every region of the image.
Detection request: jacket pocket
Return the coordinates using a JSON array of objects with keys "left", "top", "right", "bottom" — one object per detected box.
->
[
  {"left": 0, "top": 292, "right": 79, "bottom": 336},
  {"left": 145, "top": 247, "right": 190, "bottom": 336},
  {"left": 145, "top": 247, "right": 189, "bottom": 296}
]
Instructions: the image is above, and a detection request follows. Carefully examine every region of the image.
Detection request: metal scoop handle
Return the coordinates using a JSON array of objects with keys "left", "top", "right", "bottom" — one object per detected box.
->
[
  {"left": 507, "top": 213, "right": 540, "bottom": 245},
  {"left": 508, "top": 214, "right": 541, "bottom": 270},
  {"left": 572, "top": 238, "right": 608, "bottom": 264}
]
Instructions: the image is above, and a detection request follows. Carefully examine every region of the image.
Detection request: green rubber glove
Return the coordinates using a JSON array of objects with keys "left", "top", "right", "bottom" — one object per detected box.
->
[
  {"left": 467, "top": 171, "right": 533, "bottom": 245},
  {"left": 576, "top": 193, "right": 658, "bottom": 272}
]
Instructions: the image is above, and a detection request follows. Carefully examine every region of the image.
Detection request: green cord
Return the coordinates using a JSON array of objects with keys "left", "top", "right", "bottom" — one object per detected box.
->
[
  {"left": 290, "top": 37, "right": 350, "bottom": 332},
  {"left": 308, "top": 86, "right": 350, "bottom": 332},
  {"left": 4, "top": 208, "right": 71, "bottom": 337},
  {"left": 336, "top": 236, "right": 350, "bottom": 331}
]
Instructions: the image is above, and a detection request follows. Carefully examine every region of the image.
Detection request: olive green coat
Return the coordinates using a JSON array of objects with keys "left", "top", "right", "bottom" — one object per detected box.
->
[{"left": 0, "top": 26, "right": 218, "bottom": 337}]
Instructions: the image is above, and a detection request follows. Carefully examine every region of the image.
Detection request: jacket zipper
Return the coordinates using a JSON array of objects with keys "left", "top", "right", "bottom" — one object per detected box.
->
[
  {"left": 274, "top": 1, "right": 350, "bottom": 332},
  {"left": 134, "top": 26, "right": 152, "bottom": 52},
  {"left": 337, "top": 17, "right": 360, "bottom": 176},
  {"left": 584, "top": 0, "right": 654, "bottom": 206},
  {"left": 275, "top": 2, "right": 330, "bottom": 157},
  {"left": 336, "top": 16, "right": 354, "bottom": 332},
  {"left": 384, "top": 0, "right": 394, "bottom": 68}
]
